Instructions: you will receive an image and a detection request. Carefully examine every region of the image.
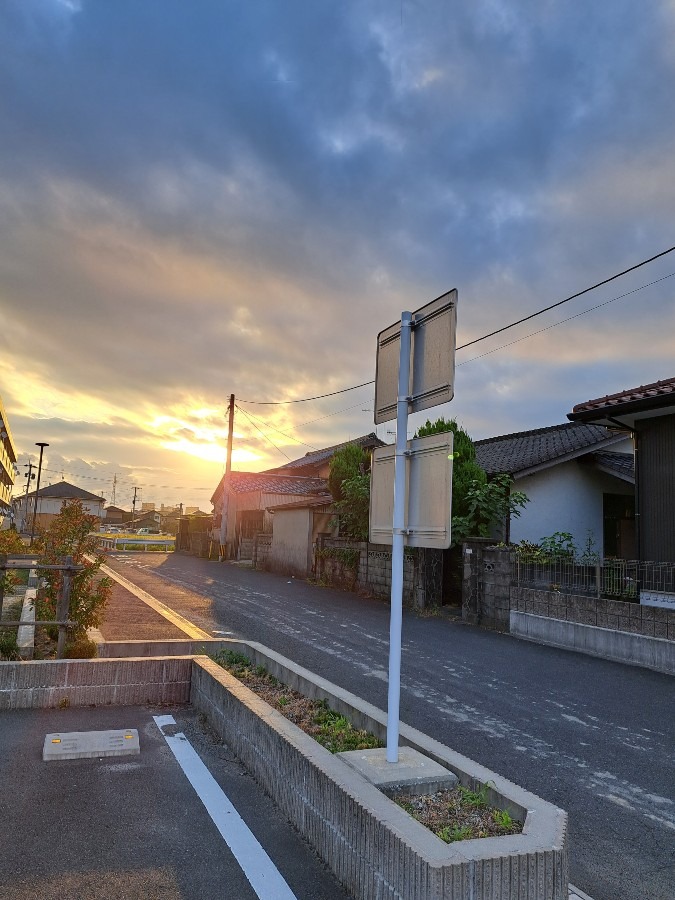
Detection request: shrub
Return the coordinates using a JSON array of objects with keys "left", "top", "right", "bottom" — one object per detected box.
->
[
  {"left": 64, "top": 636, "right": 98, "bottom": 659},
  {"left": 0, "top": 630, "right": 20, "bottom": 661},
  {"left": 34, "top": 500, "right": 112, "bottom": 639}
]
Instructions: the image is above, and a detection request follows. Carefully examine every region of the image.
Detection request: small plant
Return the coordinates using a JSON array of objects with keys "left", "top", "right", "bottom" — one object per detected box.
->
[
  {"left": 437, "top": 824, "right": 473, "bottom": 843},
  {"left": 0, "top": 629, "right": 20, "bottom": 661},
  {"left": 493, "top": 809, "right": 513, "bottom": 829},
  {"left": 458, "top": 781, "right": 492, "bottom": 808}
]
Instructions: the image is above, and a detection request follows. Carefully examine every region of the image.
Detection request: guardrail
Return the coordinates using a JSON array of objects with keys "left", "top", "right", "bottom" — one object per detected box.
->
[{"left": 97, "top": 534, "right": 175, "bottom": 552}]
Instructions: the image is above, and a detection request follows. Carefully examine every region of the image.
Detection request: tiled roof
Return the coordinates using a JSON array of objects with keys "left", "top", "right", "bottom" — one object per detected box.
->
[
  {"left": 266, "top": 492, "right": 334, "bottom": 512},
  {"left": 266, "top": 433, "right": 385, "bottom": 474},
  {"left": 571, "top": 376, "right": 675, "bottom": 416},
  {"left": 23, "top": 480, "right": 105, "bottom": 503},
  {"left": 475, "top": 423, "right": 620, "bottom": 476},
  {"left": 223, "top": 472, "right": 327, "bottom": 497},
  {"left": 589, "top": 451, "right": 635, "bottom": 482}
]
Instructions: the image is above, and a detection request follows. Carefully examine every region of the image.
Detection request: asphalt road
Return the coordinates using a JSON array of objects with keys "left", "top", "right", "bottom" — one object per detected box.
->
[{"left": 106, "top": 553, "right": 675, "bottom": 900}]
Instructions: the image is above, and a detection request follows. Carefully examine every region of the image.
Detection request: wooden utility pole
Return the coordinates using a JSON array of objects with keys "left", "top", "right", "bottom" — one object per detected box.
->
[{"left": 219, "top": 394, "right": 235, "bottom": 560}]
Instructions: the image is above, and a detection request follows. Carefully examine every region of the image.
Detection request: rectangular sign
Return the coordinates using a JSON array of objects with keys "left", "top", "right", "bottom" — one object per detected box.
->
[
  {"left": 374, "top": 289, "right": 457, "bottom": 425},
  {"left": 369, "top": 431, "right": 453, "bottom": 549},
  {"left": 640, "top": 590, "right": 675, "bottom": 609}
]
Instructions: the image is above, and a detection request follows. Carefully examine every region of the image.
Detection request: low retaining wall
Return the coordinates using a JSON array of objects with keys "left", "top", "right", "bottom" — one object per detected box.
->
[
  {"left": 0, "top": 657, "right": 192, "bottom": 709},
  {"left": 191, "top": 649, "right": 568, "bottom": 900},
  {"left": 1, "top": 646, "right": 569, "bottom": 899},
  {"left": 512, "top": 586, "right": 675, "bottom": 639},
  {"left": 511, "top": 611, "right": 675, "bottom": 676}
]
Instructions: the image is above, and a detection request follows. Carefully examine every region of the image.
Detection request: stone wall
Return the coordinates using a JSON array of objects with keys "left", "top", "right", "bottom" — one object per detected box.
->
[{"left": 315, "top": 537, "right": 436, "bottom": 607}]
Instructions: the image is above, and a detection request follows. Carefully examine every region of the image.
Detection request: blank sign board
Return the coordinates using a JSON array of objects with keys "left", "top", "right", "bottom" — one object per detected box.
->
[
  {"left": 374, "top": 289, "right": 457, "bottom": 425},
  {"left": 369, "top": 432, "right": 453, "bottom": 549}
]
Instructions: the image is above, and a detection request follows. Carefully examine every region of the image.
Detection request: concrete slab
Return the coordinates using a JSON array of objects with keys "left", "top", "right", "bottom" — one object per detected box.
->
[
  {"left": 43, "top": 728, "right": 140, "bottom": 761},
  {"left": 336, "top": 746, "right": 459, "bottom": 796}
]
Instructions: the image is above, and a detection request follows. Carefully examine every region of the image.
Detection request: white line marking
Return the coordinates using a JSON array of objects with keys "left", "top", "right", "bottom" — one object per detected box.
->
[{"left": 154, "top": 715, "right": 297, "bottom": 900}]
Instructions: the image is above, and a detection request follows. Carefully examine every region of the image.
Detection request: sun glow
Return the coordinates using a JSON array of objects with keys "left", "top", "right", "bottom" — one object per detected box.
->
[{"left": 162, "top": 437, "right": 260, "bottom": 465}]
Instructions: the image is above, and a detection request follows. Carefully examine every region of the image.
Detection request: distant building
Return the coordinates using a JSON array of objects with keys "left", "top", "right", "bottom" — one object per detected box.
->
[
  {"left": 141, "top": 502, "right": 156, "bottom": 511},
  {"left": 185, "top": 506, "right": 201, "bottom": 515},
  {"left": 104, "top": 505, "right": 130, "bottom": 524},
  {"left": 13, "top": 480, "right": 106, "bottom": 532},
  {"left": 0, "top": 394, "right": 18, "bottom": 517}
]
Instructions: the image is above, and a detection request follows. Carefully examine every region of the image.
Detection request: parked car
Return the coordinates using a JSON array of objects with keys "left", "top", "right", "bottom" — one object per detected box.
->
[{"left": 137, "top": 528, "right": 160, "bottom": 535}]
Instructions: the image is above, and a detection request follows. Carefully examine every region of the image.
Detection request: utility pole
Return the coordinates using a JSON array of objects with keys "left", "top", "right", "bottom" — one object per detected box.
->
[
  {"left": 131, "top": 487, "right": 139, "bottom": 529},
  {"left": 23, "top": 462, "right": 35, "bottom": 533},
  {"left": 30, "top": 442, "right": 49, "bottom": 547},
  {"left": 111, "top": 473, "right": 117, "bottom": 507},
  {"left": 218, "top": 394, "right": 235, "bottom": 561}
]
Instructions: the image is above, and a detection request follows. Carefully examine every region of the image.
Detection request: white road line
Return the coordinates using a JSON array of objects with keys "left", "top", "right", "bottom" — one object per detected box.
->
[{"left": 154, "top": 715, "right": 297, "bottom": 900}]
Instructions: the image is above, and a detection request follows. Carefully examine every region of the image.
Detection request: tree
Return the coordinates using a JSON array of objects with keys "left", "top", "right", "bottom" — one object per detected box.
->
[
  {"left": 414, "top": 417, "right": 528, "bottom": 545},
  {"left": 34, "top": 500, "right": 112, "bottom": 641},
  {"left": 328, "top": 443, "right": 372, "bottom": 541}
]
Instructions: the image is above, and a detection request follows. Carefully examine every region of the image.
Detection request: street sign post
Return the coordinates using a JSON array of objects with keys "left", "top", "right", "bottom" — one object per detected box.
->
[
  {"left": 369, "top": 431, "right": 453, "bottom": 549},
  {"left": 374, "top": 289, "right": 457, "bottom": 425},
  {"left": 374, "top": 290, "right": 457, "bottom": 763}
]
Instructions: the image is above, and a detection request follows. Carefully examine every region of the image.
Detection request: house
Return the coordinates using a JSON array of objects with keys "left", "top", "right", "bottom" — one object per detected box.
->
[
  {"left": 211, "top": 434, "right": 385, "bottom": 560},
  {"left": 0, "top": 394, "right": 18, "bottom": 519},
  {"left": 568, "top": 375, "right": 675, "bottom": 563},
  {"left": 266, "top": 433, "right": 385, "bottom": 478},
  {"left": 211, "top": 472, "right": 328, "bottom": 559},
  {"left": 475, "top": 422, "right": 635, "bottom": 557},
  {"left": 13, "top": 480, "right": 106, "bottom": 533},
  {"left": 103, "top": 505, "right": 130, "bottom": 525},
  {"left": 266, "top": 493, "right": 334, "bottom": 576}
]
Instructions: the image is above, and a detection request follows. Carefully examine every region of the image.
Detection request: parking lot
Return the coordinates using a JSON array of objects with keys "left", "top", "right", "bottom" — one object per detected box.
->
[{"left": 0, "top": 704, "right": 349, "bottom": 900}]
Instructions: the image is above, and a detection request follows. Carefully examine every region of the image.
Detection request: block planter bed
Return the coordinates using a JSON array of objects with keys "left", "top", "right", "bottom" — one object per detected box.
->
[{"left": 191, "top": 641, "right": 569, "bottom": 900}]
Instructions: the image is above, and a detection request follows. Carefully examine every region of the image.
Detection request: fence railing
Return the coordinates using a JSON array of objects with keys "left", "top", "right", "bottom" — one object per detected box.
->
[
  {"left": 513, "top": 556, "right": 675, "bottom": 603},
  {"left": 0, "top": 553, "right": 82, "bottom": 658}
]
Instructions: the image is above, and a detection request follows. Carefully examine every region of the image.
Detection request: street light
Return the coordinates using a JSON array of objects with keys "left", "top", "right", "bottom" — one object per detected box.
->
[{"left": 29, "top": 442, "right": 49, "bottom": 547}]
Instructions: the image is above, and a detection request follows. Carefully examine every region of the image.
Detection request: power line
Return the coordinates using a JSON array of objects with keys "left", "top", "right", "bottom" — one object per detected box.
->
[
  {"left": 235, "top": 404, "right": 292, "bottom": 461},
  {"left": 456, "top": 244, "right": 675, "bottom": 350},
  {"left": 236, "top": 404, "right": 319, "bottom": 451},
  {"left": 235, "top": 245, "right": 675, "bottom": 405},
  {"left": 238, "top": 379, "right": 375, "bottom": 405},
  {"left": 458, "top": 269, "right": 675, "bottom": 366}
]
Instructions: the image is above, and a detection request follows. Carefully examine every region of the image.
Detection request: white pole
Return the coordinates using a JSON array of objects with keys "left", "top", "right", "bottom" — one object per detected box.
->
[{"left": 386, "top": 311, "right": 412, "bottom": 763}]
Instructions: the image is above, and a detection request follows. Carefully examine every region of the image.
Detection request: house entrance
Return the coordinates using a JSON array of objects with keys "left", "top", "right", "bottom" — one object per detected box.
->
[{"left": 603, "top": 493, "right": 635, "bottom": 559}]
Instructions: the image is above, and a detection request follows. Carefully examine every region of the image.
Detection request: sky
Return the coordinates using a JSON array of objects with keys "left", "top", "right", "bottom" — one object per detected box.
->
[{"left": 2, "top": 0, "right": 675, "bottom": 512}]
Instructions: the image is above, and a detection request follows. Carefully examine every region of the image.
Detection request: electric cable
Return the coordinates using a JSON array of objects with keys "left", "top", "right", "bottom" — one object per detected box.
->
[
  {"left": 237, "top": 245, "right": 675, "bottom": 404},
  {"left": 235, "top": 404, "right": 292, "bottom": 461}
]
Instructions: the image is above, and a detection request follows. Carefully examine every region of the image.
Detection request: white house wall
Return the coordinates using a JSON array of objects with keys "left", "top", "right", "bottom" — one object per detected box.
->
[{"left": 510, "top": 459, "right": 633, "bottom": 554}]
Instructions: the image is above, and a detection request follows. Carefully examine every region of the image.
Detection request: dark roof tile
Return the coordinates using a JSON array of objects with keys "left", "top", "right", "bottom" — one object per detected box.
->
[{"left": 475, "top": 422, "right": 620, "bottom": 475}]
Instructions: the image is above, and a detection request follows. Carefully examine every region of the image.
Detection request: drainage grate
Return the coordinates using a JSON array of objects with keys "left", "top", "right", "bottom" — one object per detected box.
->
[{"left": 43, "top": 729, "right": 140, "bottom": 761}]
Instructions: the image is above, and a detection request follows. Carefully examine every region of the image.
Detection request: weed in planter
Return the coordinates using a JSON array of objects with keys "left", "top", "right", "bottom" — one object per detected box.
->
[
  {"left": 211, "top": 652, "right": 382, "bottom": 754},
  {"left": 392, "top": 787, "right": 521, "bottom": 844}
]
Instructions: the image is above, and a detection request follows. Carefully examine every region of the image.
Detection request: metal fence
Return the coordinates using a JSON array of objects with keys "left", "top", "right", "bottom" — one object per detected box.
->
[{"left": 513, "top": 556, "right": 675, "bottom": 602}]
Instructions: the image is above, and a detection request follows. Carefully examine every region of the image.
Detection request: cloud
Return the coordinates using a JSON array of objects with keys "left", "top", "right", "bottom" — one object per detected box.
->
[{"left": 1, "top": 0, "right": 675, "bottom": 506}]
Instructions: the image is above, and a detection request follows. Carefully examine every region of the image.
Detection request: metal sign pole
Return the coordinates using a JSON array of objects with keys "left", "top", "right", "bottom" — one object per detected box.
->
[{"left": 386, "top": 311, "right": 412, "bottom": 763}]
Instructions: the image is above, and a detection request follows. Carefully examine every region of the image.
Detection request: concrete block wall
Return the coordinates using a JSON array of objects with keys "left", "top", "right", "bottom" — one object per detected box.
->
[
  {"left": 191, "top": 653, "right": 568, "bottom": 900},
  {"left": 511, "top": 587, "right": 675, "bottom": 640},
  {"left": 253, "top": 533, "right": 271, "bottom": 569},
  {"left": 0, "top": 657, "right": 192, "bottom": 709}
]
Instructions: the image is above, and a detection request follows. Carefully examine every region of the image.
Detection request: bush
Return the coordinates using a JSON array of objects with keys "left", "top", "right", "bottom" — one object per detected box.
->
[
  {"left": 0, "top": 630, "right": 20, "bottom": 661},
  {"left": 34, "top": 500, "right": 112, "bottom": 639},
  {"left": 64, "top": 636, "right": 98, "bottom": 659}
]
